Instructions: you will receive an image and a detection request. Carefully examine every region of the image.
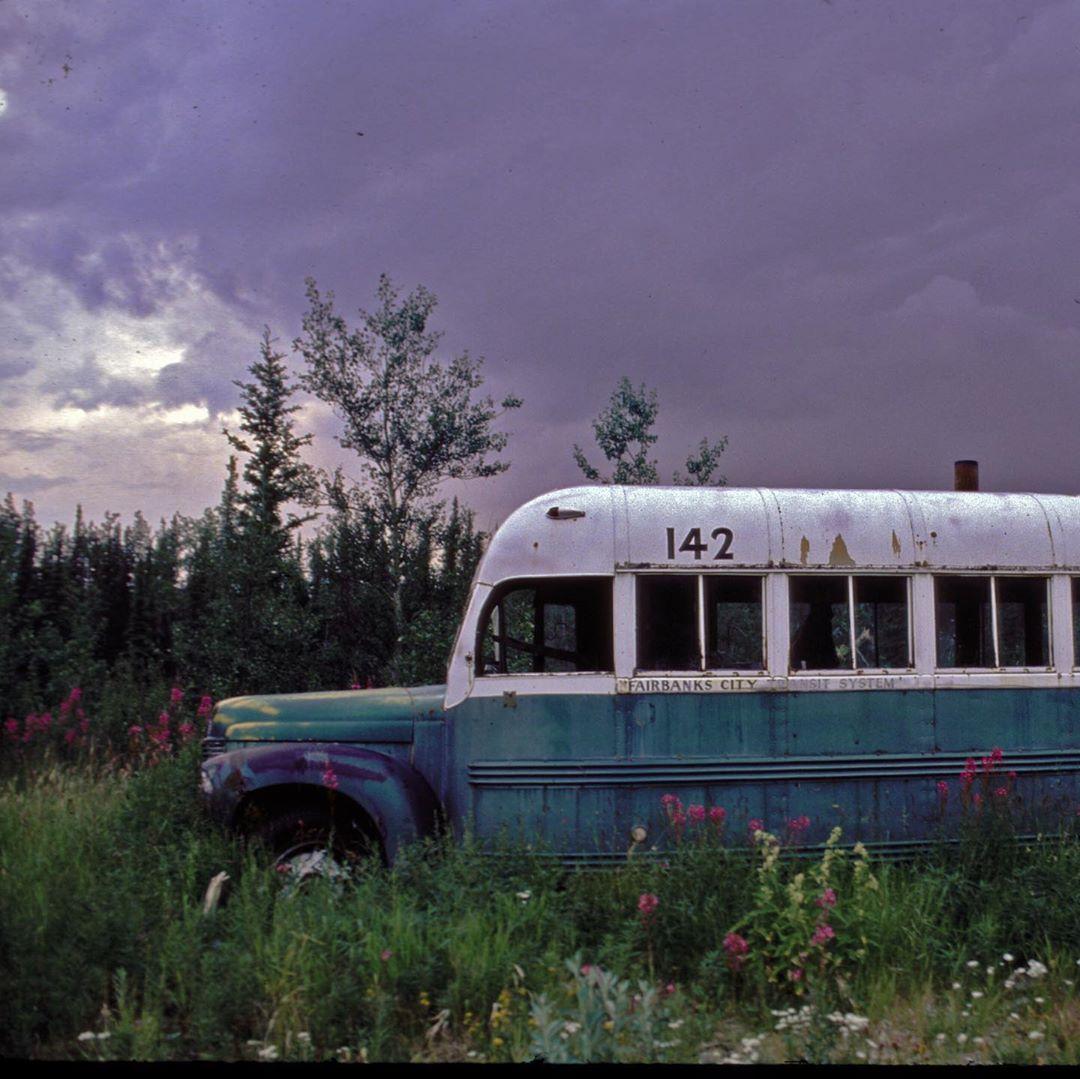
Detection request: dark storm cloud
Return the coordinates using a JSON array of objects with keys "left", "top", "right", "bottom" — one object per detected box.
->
[{"left": 3, "top": 0, "right": 1080, "bottom": 527}]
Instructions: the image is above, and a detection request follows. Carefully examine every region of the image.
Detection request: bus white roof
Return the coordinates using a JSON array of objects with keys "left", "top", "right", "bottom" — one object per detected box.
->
[{"left": 474, "top": 485, "right": 1080, "bottom": 579}]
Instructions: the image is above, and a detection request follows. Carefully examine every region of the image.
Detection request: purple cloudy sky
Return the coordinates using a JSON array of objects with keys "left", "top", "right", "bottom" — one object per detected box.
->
[{"left": 2, "top": 0, "right": 1079, "bottom": 533}]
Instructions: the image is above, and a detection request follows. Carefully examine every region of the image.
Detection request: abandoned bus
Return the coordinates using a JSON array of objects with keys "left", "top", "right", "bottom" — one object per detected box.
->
[{"left": 200, "top": 484, "right": 1080, "bottom": 864}]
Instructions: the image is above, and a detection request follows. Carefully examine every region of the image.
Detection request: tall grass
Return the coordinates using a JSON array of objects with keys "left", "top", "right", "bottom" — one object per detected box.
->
[{"left": 5, "top": 745, "right": 1080, "bottom": 1061}]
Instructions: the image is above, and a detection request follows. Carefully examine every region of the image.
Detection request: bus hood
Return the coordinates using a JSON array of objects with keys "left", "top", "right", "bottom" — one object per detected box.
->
[{"left": 208, "top": 685, "right": 446, "bottom": 744}]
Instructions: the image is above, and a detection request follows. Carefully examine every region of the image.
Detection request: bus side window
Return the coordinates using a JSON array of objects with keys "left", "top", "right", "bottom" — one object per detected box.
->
[
  {"left": 935, "top": 576, "right": 993, "bottom": 668},
  {"left": 705, "top": 576, "right": 763, "bottom": 670},
  {"left": 853, "top": 576, "right": 910, "bottom": 668},
  {"left": 995, "top": 577, "right": 1048, "bottom": 667},
  {"left": 1074, "top": 578, "right": 1080, "bottom": 669},
  {"left": 477, "top": 577, "right": 613, "bottom": 675},
  {"left": 637, "top": 576, "right": 699, "bottom": 671},
  {"left": 789, "top": 576, "right": 849, "bottom": 671}
]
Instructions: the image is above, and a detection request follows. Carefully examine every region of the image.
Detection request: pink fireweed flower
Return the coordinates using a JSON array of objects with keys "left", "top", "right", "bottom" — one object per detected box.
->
[
  {"left": 637, "top": 892, "right": 660, "bottom": 919},
  {"left": 816, "top": 887, "right": 837, "bottom": 910},
  {"left": 197, "top": 695, "right": 214, "bottom": 718},
  {"left": 937, "top": 781, "right": 949, "bottom": 798},
  {"left": 723, "top": 931, "right": 750, "bottom": 970},
  {"left": 350, "top": 682, "right": 362, "bottom": 690},
  {"left": 671, "top": 809, "right": 687, "bottom": 831},
  {"left": 78, "top": 717, "right": 89, "bottom": 734},
  {"left": 788, "top": 967, "right": 804, "bottom": 983},
  {"left": 972, "top": 792, "right": 983, "bottom": 808},
  {"left": 663, "top": 982, "right": 676, "bottom": 996},
  {"left": 127, "top": 725, "right": 142, "bottom": 738},
  {"left": 709, "top": 806, "right": 726, "bottom": 825},
  {"left": 748, "top": 818, "right": 763, "bottom": 837},
  {"left": 178, "top": 721, "right": 195, "bottom": 743},
  {"left": 994, "top": 786, "right": 1008, "bottom": 799},
  {"left": 1007, "top": 770, "right": 1018, "bottom": 781},
  {"left": 660, "top": 793, "right": 680, "bottom": 808},
  {"left": 991, "top": 746, "right": 1004, "bottom": 763},
  {"left": 960, "top": 768, "right": 976, "bottom": 788},
  {"left": 3, "top": 718, "right": 18, "bottom": 742},
  {"left": 688, "top": 804, "right": 706, "bottom": 824},
  {"left": 788, "top": 815, "right": 811, "bottom": 836},
  {"left": 169, "top": 687, "right": 183, "bottom": 705},
  {"left": 810, "top": 923, "right": 836, "bottom": 947},
  {"left": 580, "top": 964, "right": 593, "bottom": 976},
  {"left": 380, "top": 948, "right": 394, "bottom": 962},
  {"left": 158, "top": 711, "right": 170, "bottom": 728},
  {"left": 64, "top": 728, "right": 77, "bottom": 746},
  {"left": 322, "top": 765, "right": 340, "bottom": 791}
]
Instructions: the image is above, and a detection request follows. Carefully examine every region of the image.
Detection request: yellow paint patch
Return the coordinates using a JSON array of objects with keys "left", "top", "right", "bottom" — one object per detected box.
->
[
  {"left": 800, "top": 536, "right": 810, "bottom": 565},
  {"left": 891, "top": 531, "right": 902, "bottom": 557},
  {"left": 828, "top": 535, "right": 855, "bottom": 566}
]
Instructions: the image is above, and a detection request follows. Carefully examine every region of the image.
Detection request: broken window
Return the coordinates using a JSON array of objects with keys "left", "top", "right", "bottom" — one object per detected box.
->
[
  {"left": 994, "top": 577, "right": 1048, "bottom": 667},
  {"left": 705, "top": 576, "right": 764, "bottom": 670},
  {"left": 1074, "top": 579, "right": 1080, "bottom": 668},
  {"left": 636, "top": 575, "right": 699, "bottom": 671},
  {"left": 789, "top": 576, "right": 850, "bottom": 670},
  {"left": 935, "top": 575, "right": 1049, "bottom": 669},
  {"left": 790, "top": 575, "right": 912, "bottom": 671},
  {"left": 477, "top": 577, "right": 613, "bottom": 675},
  {"left": 854, "top": 577, "right": 911, "bottom": 669},
  {"left": 935, "top": 576, "right": 993, "bottom": 668}
]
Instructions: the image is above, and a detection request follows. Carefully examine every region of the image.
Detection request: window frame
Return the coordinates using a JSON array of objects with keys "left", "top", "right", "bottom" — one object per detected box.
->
[
  {"left": 632, "top": 571, "right": 767, "bottom": 675},
  {"left": 934, "top": 573, "right": 1052, "bottom": 672},
  {"left": 474, "top": 575, "right": 615, "bottom": 678},
  {"left": 787, "top": 572, "right": 914, "bottom": 675}
]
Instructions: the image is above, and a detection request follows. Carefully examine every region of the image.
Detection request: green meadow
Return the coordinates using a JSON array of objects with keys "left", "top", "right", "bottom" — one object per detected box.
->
[{"left": 4, "top": 692, "right": 1080, "bottom": 1063}]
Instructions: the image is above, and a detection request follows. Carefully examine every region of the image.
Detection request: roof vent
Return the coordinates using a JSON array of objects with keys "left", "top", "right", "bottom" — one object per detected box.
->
[
  {"left": 546, "top": 506, "right": 585, "bottom": 520},
  {"left": 954, "top": 460, "right": 979, "bottom": 492}
]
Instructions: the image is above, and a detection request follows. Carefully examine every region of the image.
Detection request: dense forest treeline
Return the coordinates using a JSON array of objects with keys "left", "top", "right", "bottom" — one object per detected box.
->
[{"left": 0, "top": 486, "right": 483, "bottom": 719}]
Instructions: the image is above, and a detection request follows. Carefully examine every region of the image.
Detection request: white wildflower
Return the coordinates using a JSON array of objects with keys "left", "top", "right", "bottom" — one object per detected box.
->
[
  {"left": 1029, "top": 1031, "right": 1044, "bottom": 1041},
  {"left": 667, "top": 1019, "right": 685, "bottom": 1030},
  {"left": 966, "top": 960, "right": 980, "bottom": 969},
  {"left": 96, "top": 1032, "right": 111, "bottom": 1041},
  {"left": 296, "top": 1032, "right": 311, "bottom": 1044},
  {"left": 956, "top": 1033, "right": 967, "bottom": 1045},
  {"left": 257, "top": 1045, "right": 279, "bottom": 1061},
  {"left": 516, "top": 890, "right": 531, "bottom": 902},
  {"left": 1027, "top": 960, "right": 1049, "bottom": 979},
  {"left": 77, "top": 1032, "right": 96, "bottom": 1043},
  {"left": 952, "top": 981, "right": 962, "bottom": 990},
  {"left": 1003, "top": 953, "right": 1014, "bottom": 963},
  {"left": 1034, "top": 996, "right": 1045, "bottom": 1005},
  {"left": 935, "top": 1033, "right": 946, "bottom": 1043},
  {"left": 971, "top": 991, "right": 984, "bottom": 999}
]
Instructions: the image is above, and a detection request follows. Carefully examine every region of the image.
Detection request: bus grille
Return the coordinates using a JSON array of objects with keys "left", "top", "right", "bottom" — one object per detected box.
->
[{"left": 202, "top": 737, "right": 227, "bottom": 760}]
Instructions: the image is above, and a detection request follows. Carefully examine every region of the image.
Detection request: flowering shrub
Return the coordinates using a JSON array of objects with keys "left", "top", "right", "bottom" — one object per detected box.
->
[
  {"left": 724, "top": 824, "right": 879, "bottom": 997},
  {"left": 659, "top": 794, "right": 728, "bottom": 846},
  {"left": 2, "top": 684, "right": 211, "bottom": 771}
]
